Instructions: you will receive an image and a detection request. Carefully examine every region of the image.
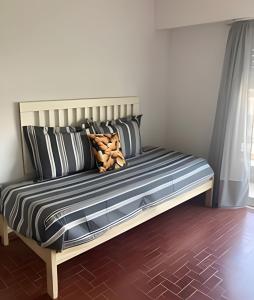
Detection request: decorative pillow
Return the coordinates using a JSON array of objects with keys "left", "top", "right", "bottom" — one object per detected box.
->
[
  {"left": 23, "top": 126, "right": 95, "bottom": 181},
  {"left": 88, "top": 133, "right": 126, "bottom": 173},
  {"left": 82, "top": 115, "right": 142, "bottom": 159}
]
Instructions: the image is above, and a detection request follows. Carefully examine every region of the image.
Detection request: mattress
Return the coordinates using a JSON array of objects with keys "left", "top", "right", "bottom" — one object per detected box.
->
[{"left": 0, "top": 147, "right": 214, "bottom": 251}]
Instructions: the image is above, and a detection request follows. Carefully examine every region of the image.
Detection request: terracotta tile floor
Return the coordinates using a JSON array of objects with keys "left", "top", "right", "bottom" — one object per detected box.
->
[{"left": 0, "top": 197, "right": 254, "bottom": 300}]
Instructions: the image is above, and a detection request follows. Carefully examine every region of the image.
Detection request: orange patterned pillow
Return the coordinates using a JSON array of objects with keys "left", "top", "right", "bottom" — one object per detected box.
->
[{"left": 88, "top": 133, "right": 126, "bottom": 173}]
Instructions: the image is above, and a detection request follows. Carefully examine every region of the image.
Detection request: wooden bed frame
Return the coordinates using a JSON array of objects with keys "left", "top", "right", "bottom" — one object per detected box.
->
[{"left": 0, "top": 97, "right": 213, "bottom": 299}]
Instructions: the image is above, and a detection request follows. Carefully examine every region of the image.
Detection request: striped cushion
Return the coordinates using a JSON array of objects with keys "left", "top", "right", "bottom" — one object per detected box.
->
[
  {"left": 23, "top": 126, "right": 95, "bottom": 181},
  {"left": 82, "top": 115, "right": 142, "bottom": 158}
]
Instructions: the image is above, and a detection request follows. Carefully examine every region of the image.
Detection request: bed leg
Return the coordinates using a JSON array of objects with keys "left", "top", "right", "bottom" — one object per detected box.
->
[
  {"left": 0, "top": 215, "right": 9, "bottom": 246},
  {"left": 46, "top": 251, "right": 58, "bottom": 299},
  {"left": 205, "top": 187, "right": 213, "bottom": 207}
]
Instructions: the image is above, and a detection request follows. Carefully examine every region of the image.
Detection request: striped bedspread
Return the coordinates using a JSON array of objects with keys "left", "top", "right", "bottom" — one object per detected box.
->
[{"left": 0, "top": 147, "right": 213, "bottom": 251}]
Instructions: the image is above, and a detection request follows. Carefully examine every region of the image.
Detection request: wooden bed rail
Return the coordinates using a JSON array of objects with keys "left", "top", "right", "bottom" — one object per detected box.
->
[{"left": 0, "top": 179, "right": 213, "bottom": 299}]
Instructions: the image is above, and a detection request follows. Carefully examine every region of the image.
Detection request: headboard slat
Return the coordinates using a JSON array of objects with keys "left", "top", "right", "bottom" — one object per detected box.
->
[
  {"left": 106, "top": 106, "right": 112, "bottom": 121},
  {"left": 76, "top": 108, "right": 82, "bottom": 123},
  {"left": 113, "top": 105, "right": 118, "bottom": 120},
  {"left": 120, "top": 105, "right": 125, "bottom": 118},
  {"left": 133, "top": 103, "right": 139, "bottom": 115},
  {"left": 58, "top": 109, "right": 65, "bottom": 127},
  {"left": 49, "top": 110, "right": 55, "bottom": 127},
  {"left": 67, "top": 108, "right": 72, "bottom": 125},
  {"left": 92, "top": 107, "right": 98, "bottom": 122},
  {"left": 126, "top": 104, "right": 132, "bottom": 116}
]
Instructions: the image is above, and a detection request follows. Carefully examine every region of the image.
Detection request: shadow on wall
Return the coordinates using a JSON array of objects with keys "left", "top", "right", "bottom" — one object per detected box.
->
[{"left": 3, "top": 102, "right": 26, "bottom": 185}]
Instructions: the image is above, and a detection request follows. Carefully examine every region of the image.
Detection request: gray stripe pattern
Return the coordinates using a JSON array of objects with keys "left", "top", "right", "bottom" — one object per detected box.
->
[
  {"left": 23, "top": 126, "right": 95, "bottom": 181},
  {"left": 0, "top": 147, "right": 213, "bottom": 251},
  {"left": 82, "top": 115, "right": 142, "bottom": 158}
]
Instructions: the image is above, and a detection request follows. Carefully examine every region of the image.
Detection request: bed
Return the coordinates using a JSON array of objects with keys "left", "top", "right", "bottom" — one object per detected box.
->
[{"left": 0, "top": 97, "right": 214, "bottom": 299}]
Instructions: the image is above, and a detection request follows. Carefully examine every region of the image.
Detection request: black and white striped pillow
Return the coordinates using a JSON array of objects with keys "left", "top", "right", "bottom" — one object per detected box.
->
[
  {"left": 23, "top": 126, "right": 95, "bottom": 181},
  {"left": 82, "top": 115, "right": 142, "bottom": 158}
]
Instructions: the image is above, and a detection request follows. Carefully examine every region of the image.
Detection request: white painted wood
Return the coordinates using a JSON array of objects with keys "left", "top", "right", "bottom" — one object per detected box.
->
[
  {"left": 76, "top": 108, "right": 82, "bottom": 123},
  {"left": 58, "top": 109, "right": 65, "bottom": 127},
  {"left": 38, "top": 111, "right": 46, "bottom": 126},
  {"left": 133, "top": 103, "right": 139, "bottom": 115},
  {"left": 92, "top": 106, "right": 98, "bottom": 122},
  {"left": 99, "top": 106, "right": 106, "bottom": 121},
  {"left": 205, "top": 179, "right": 214, "bottom": 207},
  {"left": 46, "top": 252, "right": 58, "bottom": 299},
  {"left": 48, "top": 110, "right": 55, "bottom": 127},
  {"left": 19, "top": 97, "right": 139, "bottom": 113},
  {"left": 126, "top": 104, "right": 132, "bottom": 116},
  {"left": 0, "top": 215, "right": 9, "bottom": 246},
  {"left": 67, "top": 108, "right": 74, "bottom": 125},
  {"left": 19, "top": 97, "right": 139, "bottom": 176},
  {"left": 113, "top": 105, "right": 119, "bottom": 119},
  {"left": 84, "top": 107, "right": 89, "bottom": 120},
  {"left": 107, "top": 106, "right": 113, "bottom": 121},
  {"left": 120, "top": 104, "right": 125, "bottom": 118}
]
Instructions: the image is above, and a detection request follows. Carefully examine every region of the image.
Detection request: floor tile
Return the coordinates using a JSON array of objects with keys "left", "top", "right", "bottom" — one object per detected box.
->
[{"left": 0, "top": 199, "right": 253, "bottom": 299}]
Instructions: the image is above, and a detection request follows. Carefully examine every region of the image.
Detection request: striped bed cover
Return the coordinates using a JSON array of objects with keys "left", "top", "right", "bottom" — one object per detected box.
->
[{"left": 0, "top": 147, "right": 214, "bottom": 251}]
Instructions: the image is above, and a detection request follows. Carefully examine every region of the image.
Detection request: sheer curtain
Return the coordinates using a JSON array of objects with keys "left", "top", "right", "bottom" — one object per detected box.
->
[
  {"left": 209, "top": 21, "right": 254, "bottom": 208},
  {"left": 248, "top": 52, "right": 254, "bottom": 206}
]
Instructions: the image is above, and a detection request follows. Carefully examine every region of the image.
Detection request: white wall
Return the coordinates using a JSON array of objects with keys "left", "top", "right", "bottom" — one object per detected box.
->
[
  {"left": 0, "top": 0, "right": 171, "bottom": 183},
  {"left": 156, "top": 0, "right": 254, "bottom": 29},
  {"left": 0, "top": 1, "right": 238, "bottom": 183},
  {"left": 166, "top": 22, "right": 229, "bottom": 158}
]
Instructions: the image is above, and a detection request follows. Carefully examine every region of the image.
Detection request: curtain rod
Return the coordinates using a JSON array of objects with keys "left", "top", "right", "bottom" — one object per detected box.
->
[{"left": 227, "top": 17, "right": 254, "bottom": 25}]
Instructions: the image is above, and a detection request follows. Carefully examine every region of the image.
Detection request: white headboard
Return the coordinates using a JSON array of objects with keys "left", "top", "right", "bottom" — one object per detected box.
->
[{"left": 19, "top": 96, "right": 140, "bottom": 176}]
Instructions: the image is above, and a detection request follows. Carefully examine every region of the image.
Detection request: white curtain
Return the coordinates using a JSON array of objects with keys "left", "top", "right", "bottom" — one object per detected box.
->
[{"left": 209, "top": 21, "right": 254, "bottom": 207}]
